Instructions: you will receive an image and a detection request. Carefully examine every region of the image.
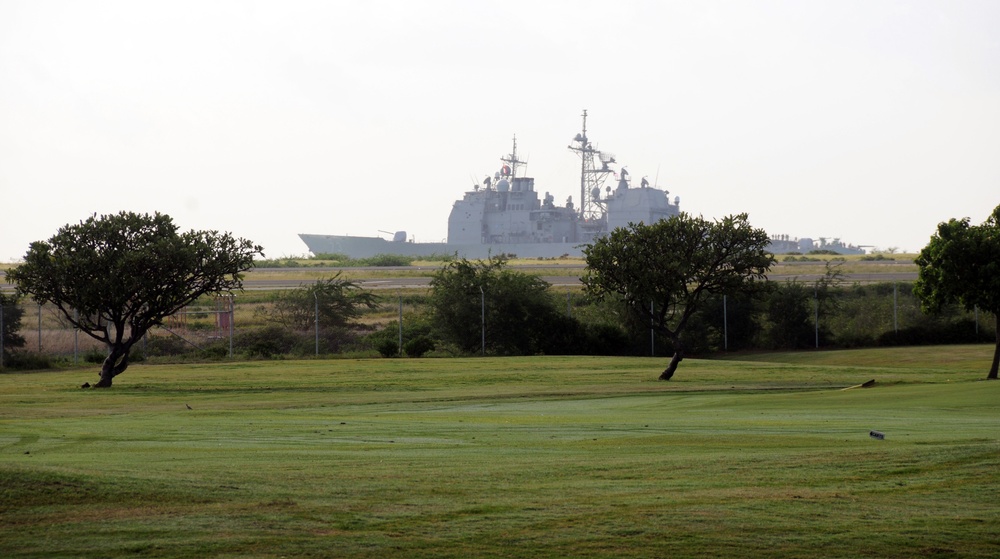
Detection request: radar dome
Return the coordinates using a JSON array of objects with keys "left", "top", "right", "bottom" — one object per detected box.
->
[{"left": 496, "top": 179, "right": 510, "bottom": 192}]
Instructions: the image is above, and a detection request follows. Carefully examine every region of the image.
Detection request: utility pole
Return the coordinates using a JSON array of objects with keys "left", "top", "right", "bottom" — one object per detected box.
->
[{"left": 480, "top": 286, "right": 486, "bottom": 356}]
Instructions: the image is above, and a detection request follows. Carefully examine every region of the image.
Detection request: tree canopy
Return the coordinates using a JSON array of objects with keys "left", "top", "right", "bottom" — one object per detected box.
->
[
  {"left": 914, "top": 204, "right": 1000, "bottom": 379},
  {"left": 6, "top": 212, "right": 263, "bottom": 386},
  {"left": 582, "top": 213, "right": 774, "bottom": 379}
]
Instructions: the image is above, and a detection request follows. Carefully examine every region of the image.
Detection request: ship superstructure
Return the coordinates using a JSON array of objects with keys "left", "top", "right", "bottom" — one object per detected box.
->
[
  {"left": 447, "top": 135, "right": 583, "bottom": 247},
  {"left": 450, "top": 111, "right": 681, "bottom": 250},
  {"left": 299, "top": 111, "right": 859, "bottom": 259}
]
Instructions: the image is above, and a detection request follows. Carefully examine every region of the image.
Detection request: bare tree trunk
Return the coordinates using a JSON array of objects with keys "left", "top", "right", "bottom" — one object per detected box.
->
[
  {"left": 95, "top": 345, "right": 130, "bottom": 388},
  {"left": 659, "top": 352, "right": 683, "bottom": 380},
  {"left": 659, "top": 338, "right": 684, "bottom": 380}
]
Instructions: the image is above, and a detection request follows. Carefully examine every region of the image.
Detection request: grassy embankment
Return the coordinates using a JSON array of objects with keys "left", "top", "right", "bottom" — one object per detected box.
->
[
  {"left": 2, "top": 345, "right": 997, "bottom": 558},
  {"left": 240, "top": 253, "right": 919, "bottom": 282}
]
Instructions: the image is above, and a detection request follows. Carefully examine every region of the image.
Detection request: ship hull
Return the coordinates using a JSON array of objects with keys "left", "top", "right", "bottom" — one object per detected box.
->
[{"left": 298, "top": 234, "right": 587, "bottom": 259}]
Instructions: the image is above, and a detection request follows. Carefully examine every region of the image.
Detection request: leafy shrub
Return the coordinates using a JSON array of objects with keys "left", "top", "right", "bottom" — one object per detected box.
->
[
  {"left": 1, "top": 293, "right": 26, "bottom": 359},
  {"left": 2, "top": 351, "right": 54, "bottom": 371},
  {"left": 861, "top": 254, "right": 895, "bottom": 261},
  {"left": 404, "top": 335, "right": 436, "bottom": 357},
  {"left": 360, "top": 254, "right": 413, "bottom": 267},
  {"left": 367, "top": 317, "right": 438, "bottom": 357},
  {"left": 580, "top": 323, "right": 631, "bottom": 355},
  {"left": 143, "top": 335, "right": 192, "bottom": 357},
  {"left": 254, "top": 258, "right": 304, "bottom": 268},
  {"left": 375, "top": 338, "right": 400, "bottom": 358},
  {"left": 234, "top": 325, "right": 302, "bottom": 358},
  {"left": 83, "top": 348, "right": 106, "bottom": 363},
  {"left": 200, "top": 340, "right": 231, "bottom": 359},
  {"left": 256, "top": 274, "right": 378, "bottom": 332}
]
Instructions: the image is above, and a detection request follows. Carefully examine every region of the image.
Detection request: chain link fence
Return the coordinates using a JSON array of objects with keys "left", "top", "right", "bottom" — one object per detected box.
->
[
  {"left": 1, "top": 282, "right": 996, "bottom": 368},
  {"left": 1, "top": 296, "right": 237, "bottom": 366}
]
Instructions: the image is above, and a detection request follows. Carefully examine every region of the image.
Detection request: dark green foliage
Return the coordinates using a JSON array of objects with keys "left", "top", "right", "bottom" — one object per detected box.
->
[
  {"left": 362, "top": 254, "right": 414, "bottom": 267},
  {"left": 531, "top": 312, "right": 586, "bottom": 355},
  {"left": 876, "top": 319, "right": 990, "bottom": 347},
  {"left": 429, "top": 255, "right": 574, "bottom": 355},
  {"left": 757, "top": 263, "right": 843, "bottom": 350},
  {"left": 680, "top": 292, "right": 760, "bottom": 353},
  {"left": 375, "top": 337, "right": 400, "bottom": 357},
  {"left": 142, "top": 335, "right": 192, "bottom": 358},
  {"left": 829, "top": 282, "right": 919, "bottom": 348},
  {"left": 807, "top": 250, "right": 844, "bottom": 256},
  {"left": 234, "top": 325, "right": 303, "bottom": 358},
  {"left": 83, "top": 348, "right": 107, "bottom": 364},
  {"left": 0, "top": 351, "right": 53, "bottom": 370},
  {"left": 583, "top": 213, "right": 774, "bottom": 379},
  {"left": 1, "top": 292, "right": 26, "bottom": 362},
  {"left": 860, "top": 253, "right": 895, "bottom": 261},
  {"left": 760, "top": 282, "right": 815, "bottom": 349},
  {"left": 580, "top": 322, "right": 632, "bottom": 355},
  {"left": 403, "top": 335, "right": 436, "bottom": 357},
  {"left": 6, "top": 211, "right": 262, "bottom": 386},
  {"left": 368, "top": 317, "right": 439, "bottom": 358},
  {"left": 253, "top": 257, "right": 303, "bottom": 267},
  {"left": 366, "top": 322, "right": 401, "bottom": 357},
  {"left": 915, "top": 204, "right": 1000, "bottom": 378}
]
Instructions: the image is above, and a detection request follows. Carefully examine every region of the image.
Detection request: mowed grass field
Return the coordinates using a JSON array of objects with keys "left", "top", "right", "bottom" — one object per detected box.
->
[{"left": 1, "top": 346, "right": 998, "bottom": 558}]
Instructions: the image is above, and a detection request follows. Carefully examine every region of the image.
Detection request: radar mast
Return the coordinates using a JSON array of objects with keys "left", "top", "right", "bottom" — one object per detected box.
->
[
  {"left": 500, "top": 135, "right": 526, "bottom": 178},
  {"left": 568, "top": 110, "right": 616, "bottom": 222}
]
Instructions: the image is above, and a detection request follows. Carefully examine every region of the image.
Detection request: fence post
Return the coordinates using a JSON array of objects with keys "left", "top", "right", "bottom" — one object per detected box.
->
[
  {"left": 397, "top": 291, "right": 403, "bottom": 356},
  {"left": 650, "top": 301, "right": 655, "bottom": 357},
  {"left": 37, "top": 303, "right": 42, "bottom": 353},
  {"left": 893, "top": 282, "right": 898, "bottom": 334},
  {"left": 1, "top": 304, "right": 4, "bottom": 369},
  {"left": 480, "top": 286, "right": 485, "bottom": 356},
  {"left": 228, "top": 296, "right": 234, "bottom": 358},
  {"left": 723, "top": 295, "right": 728, "bottom": 352},
  {"left": 314, "top": 291, "right": 319, "bottom": 356},
  {"left": 814, "top": 285, "right": 819, "bottom": 349},
  {"left": 74, "top": 309, "right": 79, "bottom": 365}
]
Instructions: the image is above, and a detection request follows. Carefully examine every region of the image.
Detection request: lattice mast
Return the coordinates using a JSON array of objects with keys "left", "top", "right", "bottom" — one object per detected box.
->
[
  {"left": 500, "top": 135, "right": 526, "bottom": 179},
  {"left": 568, "top": 109, "right": 616, "bottom": 222}
]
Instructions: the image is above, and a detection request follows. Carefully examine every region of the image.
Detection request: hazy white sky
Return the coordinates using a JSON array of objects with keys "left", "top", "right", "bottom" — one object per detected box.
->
[{"left": 1, "top": 0, "right": 998, "bottom": 261}]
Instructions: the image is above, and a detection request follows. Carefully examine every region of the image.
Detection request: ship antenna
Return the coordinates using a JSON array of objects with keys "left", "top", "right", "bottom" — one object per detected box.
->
[
  {"left": 568, "top": 109, "right": 615, "bottom": 222},
  {"left": 500, "top": 134, "right": 525, "bottom": 178}
]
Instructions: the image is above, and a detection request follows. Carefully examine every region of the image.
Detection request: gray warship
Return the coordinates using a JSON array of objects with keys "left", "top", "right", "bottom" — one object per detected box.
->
[
  {"left": 299, "top": 111, "right": 682, "bottom": 259},
  {"left": 299, "top": 111, "right": 866, "bottom": 258}
]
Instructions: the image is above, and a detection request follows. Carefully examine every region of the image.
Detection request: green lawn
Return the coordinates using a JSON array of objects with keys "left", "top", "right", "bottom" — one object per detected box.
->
[{"left": 1, "top": 347, "right": 997, "bottom": 558}]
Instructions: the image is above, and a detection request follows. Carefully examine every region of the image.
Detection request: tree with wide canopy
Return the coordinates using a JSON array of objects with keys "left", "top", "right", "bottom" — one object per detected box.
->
[
  {"left": 914, "top": 204, "right": 1000, "bottom": 379},
  {"left": 6, "top": 211, "right": 263, "bottom": 387},
  {"left": 583, "top": 213, "right": 774, "bottom": 379}
]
